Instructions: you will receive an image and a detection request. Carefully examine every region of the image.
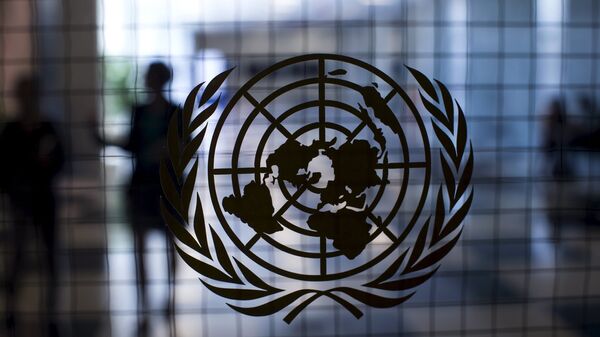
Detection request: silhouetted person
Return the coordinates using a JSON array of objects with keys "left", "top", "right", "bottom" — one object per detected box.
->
[
  {"left": 542, "top": 98, "right": 571, "bottom": 241},
  {"left": 0, "top": 75, "right": 64, "bottom": 337},
  {"left": 570, "top": 95, "right": 600, "bottom": 225},
  {"left": 543, "top": 98, "right": 571, "bottom": 178},
  {"left": 96, "top": 62, "right": 178, "bottom": 334}
]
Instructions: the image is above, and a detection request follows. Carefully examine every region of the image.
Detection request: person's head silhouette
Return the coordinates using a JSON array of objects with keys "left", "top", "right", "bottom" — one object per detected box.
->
[
  {"left": 144, "top": 61, "right": 172, "bottom": 94},
  {"left": 15, "top": 75, "right": 41, "bottom": 120}
]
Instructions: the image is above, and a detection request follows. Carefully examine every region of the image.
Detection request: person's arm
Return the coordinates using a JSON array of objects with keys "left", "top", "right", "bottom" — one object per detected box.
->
[
  {"left": 123, "top": 106, "right": 139, "bottom": 153},
  {"left": 92, "top": 106, "right": 136, "bottom": 151}
]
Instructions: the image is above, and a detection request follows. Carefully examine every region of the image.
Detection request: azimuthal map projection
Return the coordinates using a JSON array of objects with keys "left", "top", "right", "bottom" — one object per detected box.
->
[
  {"left": 162, "top": 53, "right": 472, "bottom": 320},
  {"left": 223, "top": 93, "right": 396, "bottom": 260},
  {"left": 207, "top": 54, "right": 431, "bottom": 280}
]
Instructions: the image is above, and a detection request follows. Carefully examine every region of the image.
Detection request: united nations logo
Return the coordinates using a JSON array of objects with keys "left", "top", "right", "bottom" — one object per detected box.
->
[{"left": 160, "top": 54, "right": 473, "bottom": 322}]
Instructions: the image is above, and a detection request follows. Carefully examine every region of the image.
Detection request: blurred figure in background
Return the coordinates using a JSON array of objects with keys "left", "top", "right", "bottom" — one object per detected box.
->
[
  {"left": 543, "top": 98, "right": 571, "bottom": 178},
  {"left": 542, "top": 98, "right": 572, "bottom": 241},
  {"left": 0, "top": 75, "right": 64, "bottom": 337},
  {"left": 542, "top": 95, "right": 600, "bottom": 240},
  {"left": 127, "top": 62, "right": 178, "bottom": 332},
  {"left": 96, "top": 62, "right": 178, "bottom": 335},
  {"left": 571, "top": 95, "right": 600, "bottom": 225}
]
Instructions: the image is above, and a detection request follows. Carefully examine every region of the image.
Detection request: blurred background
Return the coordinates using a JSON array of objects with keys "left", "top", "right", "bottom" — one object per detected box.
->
[{"left": 1, "top": 0, "right": 600, "bottom": 336}]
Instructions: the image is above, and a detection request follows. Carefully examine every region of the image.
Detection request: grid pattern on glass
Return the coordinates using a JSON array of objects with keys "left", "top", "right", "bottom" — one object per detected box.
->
[{"left": 0, "top": 0, "right": 600, "bottom": 336}]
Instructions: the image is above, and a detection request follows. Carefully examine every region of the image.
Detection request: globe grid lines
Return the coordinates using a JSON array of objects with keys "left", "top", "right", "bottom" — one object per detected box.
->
[
  {"left": 211, "top": 56, "right": 422, "bottom": 276},
  {"left": 206, "top": 54, "right": 432, "bottom": 281},
  {"left": 218, "top": 98, "right": 406, "bottom": 257},
  {"left": 245, "top": 93, "right": 409, "bottom": 237},
  {"left": 222, "top": 89, "right": 411, "bottom": 245}
]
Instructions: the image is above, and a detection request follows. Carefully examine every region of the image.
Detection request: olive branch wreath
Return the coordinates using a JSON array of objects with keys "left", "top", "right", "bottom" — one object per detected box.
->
[{"left": 160, "top": 66, "right": 473, "bottom": 323}]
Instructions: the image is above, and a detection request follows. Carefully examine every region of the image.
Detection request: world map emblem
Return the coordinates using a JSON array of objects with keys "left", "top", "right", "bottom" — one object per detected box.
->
[{"left": 160, "top": 54, "right": 474, "bottom": 322}]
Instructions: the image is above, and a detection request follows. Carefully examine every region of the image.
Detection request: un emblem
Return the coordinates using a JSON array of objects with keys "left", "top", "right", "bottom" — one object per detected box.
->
[{"left": 161, "top": 54, "right": 473, "bottom": 322}]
